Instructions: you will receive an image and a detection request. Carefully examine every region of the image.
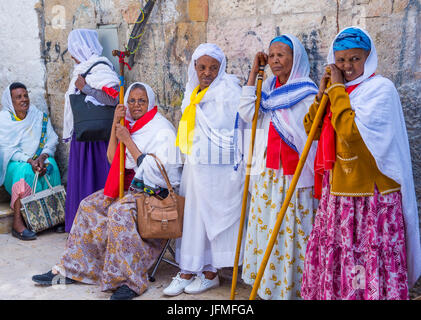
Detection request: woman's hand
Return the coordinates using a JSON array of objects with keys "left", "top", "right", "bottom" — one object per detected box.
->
[
  {"left": 247, "top": 52, "right": 268, "bottom": 86},
  {"left": 75, "top": 75, "right": 87, "bottom": 91},
  {"left": 316, "top": 69, "right": 331, "bottom": 101},
  {"left": 115, "top": 124, "right": 131, "bottom": 145},
  {"left": 329, "top": 64, "right": 344, "bottom": 85},
  {"left": 28, "top": 156, "right": 47, "bottom": 176},
  {"left": 113, "top": 104, "right": 126, "bottom": 124}
]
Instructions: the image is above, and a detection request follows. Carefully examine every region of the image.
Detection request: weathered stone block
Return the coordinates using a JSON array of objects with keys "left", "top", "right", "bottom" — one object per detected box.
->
[
  {"left": 209, "top": 0, "right": 256, "bottom": 19},
  {"left": 188, "top": 0, "right": 208, "bottom": 22},
  {"left": 257, "top": 0, "right": 335, "bottom": 16},
  {"left": 364, "top": 0, "right": 393, "bottom": 17}
]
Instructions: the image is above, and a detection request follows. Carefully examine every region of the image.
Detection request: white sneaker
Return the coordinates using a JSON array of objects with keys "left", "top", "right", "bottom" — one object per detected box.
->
[
  {"left": 163, "top": 272, "right": 195, "bottom": 296},
  {"left": 184, "top": 273, "right": 220, "bottom": 294}
]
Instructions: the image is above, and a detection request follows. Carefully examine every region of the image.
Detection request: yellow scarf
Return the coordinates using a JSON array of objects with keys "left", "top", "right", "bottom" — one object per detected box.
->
[
  {"left": 175, "top": 85, "right": 209, "bottom": 154},
  {"left": 11, "top": 112, "right": 22, "bottom": 121}
]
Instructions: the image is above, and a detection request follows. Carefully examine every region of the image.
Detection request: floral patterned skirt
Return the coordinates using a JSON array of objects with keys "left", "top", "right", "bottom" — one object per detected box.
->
[
  {"left": 54, "top": 190, "right": 165, "bottom": 295},
  {"left": 241, "top": 168, "right": 318, "bottom": 300},
  {"left": 301, "top": 172, "right": 409, "bottom": 300}
]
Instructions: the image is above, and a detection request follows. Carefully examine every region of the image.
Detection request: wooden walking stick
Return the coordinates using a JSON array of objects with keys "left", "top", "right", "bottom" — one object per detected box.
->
[
  {"left": 111, "top": 0, "right": 156, "bottom": 199},
  {"left": 112, "top": 50, "right": 131, "bottom": 199},
  {"left": 230, "top": 54, "right": 266, "bottom": 300},
  {"left": 249, "top": 75, "right": 331, "bottom": 300}
]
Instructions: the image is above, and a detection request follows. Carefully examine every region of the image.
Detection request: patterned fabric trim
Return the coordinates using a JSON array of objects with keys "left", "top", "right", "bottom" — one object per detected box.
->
[
  {"left": 381, "top": 187, "right": 401, "bottom": 195},
  {"left": 325, "top": 83, "right": 346, "bottom": 94},
  {"left": 330, "top": 191, "right": 374, "bottom": 197}
]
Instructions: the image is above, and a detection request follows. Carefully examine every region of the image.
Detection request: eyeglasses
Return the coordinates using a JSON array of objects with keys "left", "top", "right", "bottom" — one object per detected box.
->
[{"left": 128, "top": 99, "right": 147, "bottom": 106}]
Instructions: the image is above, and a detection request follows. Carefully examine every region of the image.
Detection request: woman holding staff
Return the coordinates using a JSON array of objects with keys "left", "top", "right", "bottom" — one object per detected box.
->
[
  {"left": 237, "top": 34, "right": 319, "bottom": 300},
  {"left": 301, "top": 26, "right": 421, "bottom": 300},
  {"left": 33, "top": 82, "right": 182, "bottom": 300}
]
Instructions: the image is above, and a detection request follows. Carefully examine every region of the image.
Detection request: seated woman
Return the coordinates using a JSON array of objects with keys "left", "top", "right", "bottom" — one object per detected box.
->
[
  {"left": 32, "top": 82, "right": 182, "bottom": 300},
  {"left": 0, "top": 82, "right": 61, "bottom": 241},
  {"left": 301, "top": 27, "right": 421, "bottom": 299}
]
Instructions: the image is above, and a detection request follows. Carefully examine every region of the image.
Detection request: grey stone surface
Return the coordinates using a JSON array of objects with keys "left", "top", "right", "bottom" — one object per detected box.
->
[{"left": 0, "top": 232, "right": 251, "bottom": 300}]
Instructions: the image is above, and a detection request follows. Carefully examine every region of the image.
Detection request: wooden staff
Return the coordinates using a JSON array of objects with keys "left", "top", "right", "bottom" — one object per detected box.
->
[
  {"left": 230, "top": 54, "right": 266, "bottom": 300},
  {"left": 112, "top": 50, "right": 131, "bottom": 199},
  {"left": 249, "top": 76, "right": 331, "bottom": 300}
]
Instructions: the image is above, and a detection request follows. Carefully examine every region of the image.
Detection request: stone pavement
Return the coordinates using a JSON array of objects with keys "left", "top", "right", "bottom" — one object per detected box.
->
[
  {"left": 0, "top": 231, "right": 251, "bottom": 300},
  {"left": 1, "top": 227, "right": 420, "bottom": 300}
]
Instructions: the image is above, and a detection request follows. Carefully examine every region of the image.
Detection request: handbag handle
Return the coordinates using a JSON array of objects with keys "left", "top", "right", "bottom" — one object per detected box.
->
[
  {"left": 31, "top": 171, "right": 40, "bottom": 195},
  {"left": 81, "top": 61, "right": 113, "bottom": 79},
  {"left": 146, "top": 153, "right": 176, "bottom": 195},
  {"left": 31, "top": 171, "right": 54, "bottom": 195}
]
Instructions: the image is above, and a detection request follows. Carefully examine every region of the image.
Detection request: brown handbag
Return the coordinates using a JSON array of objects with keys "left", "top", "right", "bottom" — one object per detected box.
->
[{"left": 136, "top": 154, "right": 184, "bottom": 239}]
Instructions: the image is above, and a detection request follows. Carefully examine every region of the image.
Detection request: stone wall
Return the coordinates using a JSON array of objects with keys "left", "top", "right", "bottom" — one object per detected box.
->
[
  {"left": 0, "top": 0, "right": 47, "bottom": 112},
  {"left": 1, "top": 0, "right": 420, "bottom": 214},
  {"left": 207, "top": 0, "right": 421, "bottom": 212}
]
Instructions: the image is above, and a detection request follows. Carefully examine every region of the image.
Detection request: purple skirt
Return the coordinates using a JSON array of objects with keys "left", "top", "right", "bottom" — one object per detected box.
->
[{"left": 65, "top": 133, "right": 110, "bottom": 232}]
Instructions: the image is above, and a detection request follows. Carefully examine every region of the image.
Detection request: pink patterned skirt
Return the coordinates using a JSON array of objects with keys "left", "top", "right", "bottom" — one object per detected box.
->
[{"left": 301, "top": 172, "right": 409, "bottom": 300}]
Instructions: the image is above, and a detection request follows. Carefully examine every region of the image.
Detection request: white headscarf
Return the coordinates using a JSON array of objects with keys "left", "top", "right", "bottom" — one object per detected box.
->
[
  {"left": 328, "top": 26, "right": 421, "bottom": 288},
  {"left": 63, "top": 29, "right": 120, "bottom": 142},
  {"left": 236, "top": 35, "right": 318, "bottom": 187},
  {"left": 122, "top": 82, "right": 182, "bottom": 189},
  {"left": 181, "top": 43, "right": 242, "bottom": 164},
  {"left": 260, "top": 34, "right": 318, "bottom": 188},
  {"left": 67, "top": 29, "right": 103, "bottom": 63},
  {"left": 124, "top": 82, "right": 156, "bottom": 125},
  {"left": 0, "top": 85, "right": 58, "bottom": 185},
  {"left": 327, "top": 26, "right": 378, "bottom": 88}
]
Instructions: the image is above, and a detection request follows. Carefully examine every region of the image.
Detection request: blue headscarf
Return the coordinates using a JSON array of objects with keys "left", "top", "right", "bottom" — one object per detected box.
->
[
  {"left": 333, "top": 27, "right": 371, "bottom": 52},
  {"left": 270, "top": 36, "right": 293, "bottom": 51}
]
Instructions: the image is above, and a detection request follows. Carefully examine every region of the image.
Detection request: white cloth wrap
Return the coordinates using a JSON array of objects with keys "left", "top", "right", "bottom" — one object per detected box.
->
[
  {"left": 328, "top": 26, "right": 421, "bottom": 288},
  {"left": 179, "top": 43, "right": 244, "bottom": 242},
  {"left": 0, "top": 85, "right": 58, "bottom": 185},
  {"left": 237, "top": 34, "right": 317, "bottom": 188},
  {"left": 63, "top": 29, "right": 120, "bottom": 141}
]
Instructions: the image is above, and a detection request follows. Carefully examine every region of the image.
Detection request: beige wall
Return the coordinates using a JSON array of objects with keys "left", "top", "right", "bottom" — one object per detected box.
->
[{"left": 5, "top": 0, "right": 419, "bottom": 211}]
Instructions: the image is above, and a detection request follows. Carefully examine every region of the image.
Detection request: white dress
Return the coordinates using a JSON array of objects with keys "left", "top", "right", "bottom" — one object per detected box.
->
[{"left": 175, "top": 76, "right": 245, "bottom": 273}]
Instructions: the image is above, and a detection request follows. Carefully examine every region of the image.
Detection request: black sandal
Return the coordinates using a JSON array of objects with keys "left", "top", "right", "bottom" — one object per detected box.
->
[
  {"left": 32, "top": 270, "right": 76, "bottom": 286},
  {"left": 12, "top": 228, "right": 37, "bottom": 241},
  {"left": 110, "top": 285, "right": 139, "bottom": 300}
]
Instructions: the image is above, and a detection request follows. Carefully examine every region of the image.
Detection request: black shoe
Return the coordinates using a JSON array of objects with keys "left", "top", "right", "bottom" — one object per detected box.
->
[
  {"left": 32, "top": 270, "right": 76, "bottom": 286},
  {"left": 12, "top": 228, "right": 37, "bottom": 241},
  {"left": 110, "top": 285, "right": 139, "bottom": 300},
  {"left": 54, "top": 224, "right": 65, "bottom": 233}
]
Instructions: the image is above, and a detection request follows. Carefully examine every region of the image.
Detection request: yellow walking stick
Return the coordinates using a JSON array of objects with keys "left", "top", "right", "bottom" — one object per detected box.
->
[
  {"left": 112, "top": 50, "right": 131, "bottom": 199},
  {"left": 249, "top": 77, "right": 331, "bottom": 300},
  {"left": 231, "top": 55, "right": 266, "bottom": 300}
]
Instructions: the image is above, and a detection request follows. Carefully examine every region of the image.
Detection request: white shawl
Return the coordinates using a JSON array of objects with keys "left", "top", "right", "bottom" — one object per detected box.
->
[
  {"left": 237, "top": 34, "right": 318, "bottom": 188},
  {"left": 0, "top": 85, "right": 58, "bottom": 185},
  {"left": 181, "top": 43, "right": 242, "bottom": 165},
  {"left": 124, "top": 82, "right": 182, "bottom": 189},
  {"left": 63, "top": 29, "right": 119, "bottom": 141},
  {"left": 328, "top": 26, "right": 421, "bottom": 288}
]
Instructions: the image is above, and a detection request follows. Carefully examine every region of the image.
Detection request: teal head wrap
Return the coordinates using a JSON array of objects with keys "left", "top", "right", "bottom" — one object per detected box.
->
[
  {"left": 270, "top": 36, "right": 293, "bottom": 51},
  {"left": 333, "top": 27, "right": 371, "bottom": 52}
]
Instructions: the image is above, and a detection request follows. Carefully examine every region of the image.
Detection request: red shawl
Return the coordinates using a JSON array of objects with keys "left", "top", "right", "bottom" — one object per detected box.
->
[
  {"left": 266, "top": 77, "right": 300, "bottom": 174},
  {"left": 313, "top": 79, "right": 371, "bottom": 199},
  {"left": 103, "top": 106, "right": 158, "bottom": 198}
]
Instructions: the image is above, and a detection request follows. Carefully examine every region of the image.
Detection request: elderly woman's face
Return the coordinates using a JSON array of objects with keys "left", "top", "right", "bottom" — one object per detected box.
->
[
  {"left": 334, "top": 48, "right": 369, "bottom": 82},
  {"left": 11, "top": 88, "right": 30, "bottom": 116},
  {"left": 268, "top": 42, "right": 293, "bottom": 84},
  {"left": 195, "top": 55, "right": 220, "bottom": 90},
  {"left": 127, "top": 88, "right": 149, "bottom": 120}
]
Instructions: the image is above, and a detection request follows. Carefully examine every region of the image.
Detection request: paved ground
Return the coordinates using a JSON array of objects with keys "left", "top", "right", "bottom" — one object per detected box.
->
[
  {"left": 1, "top": 230, "right": 420, "bottom": 300},
  {"left": 0, "top": 231, "right": 251, "bottom": 300}
]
